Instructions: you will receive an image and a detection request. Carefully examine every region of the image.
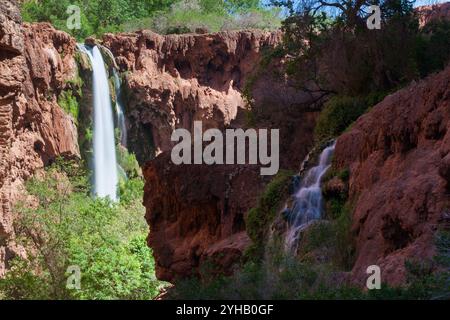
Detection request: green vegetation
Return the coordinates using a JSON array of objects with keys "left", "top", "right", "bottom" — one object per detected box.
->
[
  {"left": 123, "top": 0, "right": 281, "bottom": 34},
  {"left": 117, "top": 145, "right": 142, "bottom": 179},
  {"left": 416, "top": 20, "right": 450, "bottom": 78},
  {"left": 314, "top": 93, "right": 388, "bottom": 141},
  {"left": 169, "top": 229, "right": 450, "bottom": 300},
  {"left": 245, "top": 170, "right": 293, "bottom": 257},
  {"left": 58, "top": 90, "right": 80, "bottom": 121},
  {"left": 0, "top": 158, "right": 165, "bottom": 300},
  {"left": 275, "top": 0, "right": 450, "bottom": 95},
  {"left": 21, "top": 0, "right": 280, "bottom": 39},
  {"left": 58, "top": 72, "right": 84, "bottom": 122}
]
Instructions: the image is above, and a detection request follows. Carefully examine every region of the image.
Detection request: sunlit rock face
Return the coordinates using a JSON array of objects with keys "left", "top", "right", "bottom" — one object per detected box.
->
[
  {"left": 102, "top": 30, "right": 285, "bottom": 163},
  {"left": 417, "top": 2, "right": 450, "bottom": 27},
  {"left": 334, "top": 65, "right": 450, "bottom": 286},
  {"left": 0, "top": 0, "right": 79, "bottom": 275},
  {"left": 114, "top": 29, "right": 320, "bottom": 282}
]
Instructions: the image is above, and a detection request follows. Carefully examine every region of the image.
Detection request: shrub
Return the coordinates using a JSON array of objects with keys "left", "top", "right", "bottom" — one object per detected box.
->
[
  {"left": 0, "top": 159, "right": 164, "bottom": 300},
  {"left": 117, "top": 146, "right": 142, "bottom": 179},
  {"left": 58, "top": 90, "right": 79, "bottom": 121},
  {"left": 416, "top": 20, "right": 450, "bottom": 78},
  {"left": 245, "top": 170, "right": 293, "bottom": 254},
  {"left": 169, "top": 230, "right": 450, "bottom": 300},
  {"left": 314, "top": 96, "right": 369, "bottom": 141}
]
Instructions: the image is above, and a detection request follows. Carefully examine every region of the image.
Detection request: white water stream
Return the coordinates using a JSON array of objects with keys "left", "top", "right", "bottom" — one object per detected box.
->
[
  {"left": 78, "top": 44, "right": 119, "bottom": 202},
  {"left": 285, "top": 142, "right": 336, "bottom": 250}
]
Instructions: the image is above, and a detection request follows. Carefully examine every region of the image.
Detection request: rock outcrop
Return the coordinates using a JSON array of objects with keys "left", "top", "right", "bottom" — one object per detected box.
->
[
  {"left": 334, "top": 65, "right": 450, "bottom": 286},
  {"left": 143, "top": 154, "right": 267, "bottom": 282},
  {"left": 0, "top": 1, "right": 79, "bottom": 275},
  {"left": 102, "top": 30, "right": 285, "bottom": 163},
  {"left": 127, "top": 30, "right": 318, "bottom": 281},
  {"left": 417, "top": 2, "right": 450, "bottom": 27}
]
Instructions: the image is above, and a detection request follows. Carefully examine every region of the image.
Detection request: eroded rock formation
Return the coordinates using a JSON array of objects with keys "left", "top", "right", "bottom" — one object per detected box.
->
[
  {"left": 143, "top": 155, "right": 267, "bottom": 282},
  {"left": 0, "top": 0, "right": 79, "bottom": 275},
  {"left": 334, "top": 65, "right": 450, "bottom": 285},
  {"left": 102, "top": 30, "right": 285, "bottom": 163},
  {"left": 126, "top": 30, "right": 318, "bottom": 281}
]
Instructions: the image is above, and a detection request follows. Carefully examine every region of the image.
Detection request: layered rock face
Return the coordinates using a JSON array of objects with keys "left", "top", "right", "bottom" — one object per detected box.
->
[
  {"left": 334, "top": 65, "right": 450, "bottom": 285},
  {"left": 0, "top": 1, "right": 79, "bottom": 275},
  {"left": 124, "top": 30, "right": 318, "bottom": 281},
  {"left": 417, "top": 2, "right": 450, "bottom": 27},
  {"left": 102, "top": 30, "right": 284, "bottom": 163},
  {"left": 144, "top": 155, "right": 267, "bottom": 281}
]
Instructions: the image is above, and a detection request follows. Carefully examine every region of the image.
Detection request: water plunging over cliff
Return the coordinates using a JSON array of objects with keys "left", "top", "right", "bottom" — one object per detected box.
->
[
  {"left": 285, "top": 142, "right": 336, "bottom": 251},
  {"left": 113, "top": 70, "right": 127, "bottom": 147},
  {"left": 78, "top": 45, "right": 119, "bottom": 202}
]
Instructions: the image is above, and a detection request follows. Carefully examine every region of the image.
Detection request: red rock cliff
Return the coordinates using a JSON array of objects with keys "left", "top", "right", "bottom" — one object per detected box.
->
[
  {"left": 127, "top": 30, "right": 318, "bottom": 282},
  {"left": 143, "top": 155, "right": 267, "bottom": 282},
  {"left": 334, "top": 65, "right": 450, "bottom": 285},
  {"left": 0, "top": 0, "right": 79, "bottom": 275},
  {"left": 102, "top": 30, "right": 293, "bottom": 163}
]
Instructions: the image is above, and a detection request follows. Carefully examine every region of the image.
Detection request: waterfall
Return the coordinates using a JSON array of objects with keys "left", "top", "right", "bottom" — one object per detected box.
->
[
  {"left": 285, "top": 142, "right": 336, "bottom": 251},
  {"left": 113, "top": 70, "right": 127, "bottom": 147},
  {"left": 78, "top": 44, "right": 119, "bottom": 202}
]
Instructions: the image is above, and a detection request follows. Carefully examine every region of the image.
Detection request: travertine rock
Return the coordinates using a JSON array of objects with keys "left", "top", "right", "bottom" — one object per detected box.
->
[
  {"left": 334, "top": 65, "right": 450, "bottom": 286},
  {"left": 0, "top": 1, "right": 79, "bottom": 275}
]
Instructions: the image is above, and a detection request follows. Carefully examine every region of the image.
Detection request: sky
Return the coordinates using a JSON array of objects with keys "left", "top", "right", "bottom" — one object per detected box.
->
[
  {"left": 261, "top": 0, "right": 449, "bottom": 7},
  {"left": 414, "top": 0, "right": 448, "bottom": 6}
]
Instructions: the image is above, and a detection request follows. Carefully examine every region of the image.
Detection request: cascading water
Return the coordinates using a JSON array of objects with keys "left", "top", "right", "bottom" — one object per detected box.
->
[
  {"left": 78, "top": 44, "right": 119, "bottom": 202},
  {"left": 113, "top": 70, "right": 127, "bottom": 147},
  {"left": 284, "top": 142, "right": 336, "bottom": 251}
]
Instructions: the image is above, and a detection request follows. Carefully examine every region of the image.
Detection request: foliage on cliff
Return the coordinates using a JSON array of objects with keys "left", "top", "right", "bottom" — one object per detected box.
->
[
  {"left": 273, "top": 0, "right": 450, "bottom": 96},
  {"left": 0, "top": 158, "right": 164, "bottom": 300},
  {"left": 245, "top": 170, "right": 294, "bottom": 258},
  {"left": 169, "top": 229, "right": 450, "bottom": 299},
  {"left": 21, "top": 0, "right": 280, "bottom": 39}
]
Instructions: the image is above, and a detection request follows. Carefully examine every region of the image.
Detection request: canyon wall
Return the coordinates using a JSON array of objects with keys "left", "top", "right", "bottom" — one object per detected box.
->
[
  {"left": 103, "top": 30, "right": 281, "bottom": 163},
  {"left": 103, "top": 30, "right": 316, "bottom": 166},
  {"left": 0, "top": 0, "right": 79, "bottom": 275},
  {"left": 103, "top": 29, "right": 318, "bottom": 281},
  {"left": 334, "top": 65, "right": 450, "bottom": 285}
]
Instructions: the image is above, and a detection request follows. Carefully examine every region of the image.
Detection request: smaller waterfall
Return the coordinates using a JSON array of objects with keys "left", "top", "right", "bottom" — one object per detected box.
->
[
  {"left": 285, "top": 142, "right": 336, "bottom": 251},
  {"left": 113, "top": 71, "right": 127, "bottom": 147},
  {"left": 78, "top": 44, "right": 119, "bottom": 202}
]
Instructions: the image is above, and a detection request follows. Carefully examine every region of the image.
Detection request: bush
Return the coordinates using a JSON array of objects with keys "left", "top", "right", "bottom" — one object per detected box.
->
[
  {"left": 245, "top": 170, "right": 293, "bottom": 255},
  {"left": 416, "top": 20, "right": 450, "bottom": 77},
  {"left": 169, "top": 230, "right": 450, "bottom": 300},
  {"left": 117, "top": 146, "right": 142, "bottom": 179},
  {"left": 21, "top": 0, "right": 178, "bottom": 39},
  {"left": 123, "top": 1, "right": 280, "bottom": 34},
  {"left": 58, "top": 90, "right": 79, "bottom": 121},
  {"left": 21, "top": 0, "right": 280, "bottom": 39},
  {"left": 0, "top": 159, "right": 164, "bottom": 300},
  {"left": 314, "top": 94, "right": 386, "bottom": 141}
]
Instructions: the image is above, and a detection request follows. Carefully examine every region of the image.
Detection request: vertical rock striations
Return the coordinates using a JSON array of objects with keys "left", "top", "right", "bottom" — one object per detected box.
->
[
  {"left": 334, "top": 65, "right": 450, "bottom": 285},
  {"left": 0, "top": 1, "right": 79, "bottom": 275},
  {"left": 102, "top": 30, "right": 284, "bottom": 163}
]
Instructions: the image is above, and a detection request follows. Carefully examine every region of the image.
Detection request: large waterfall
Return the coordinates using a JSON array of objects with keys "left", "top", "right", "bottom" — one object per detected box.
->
[
  {"left": 78, "top": 45, "right": 119, "bottom": 202},
  {"left": 285, "top": 142, "right": 336, "bottom": 251}
]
